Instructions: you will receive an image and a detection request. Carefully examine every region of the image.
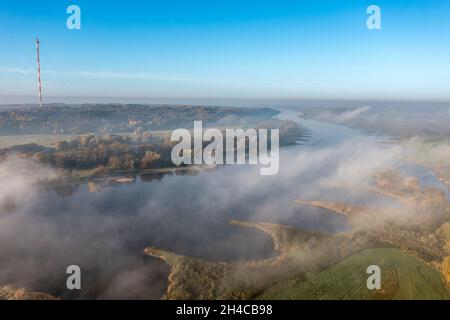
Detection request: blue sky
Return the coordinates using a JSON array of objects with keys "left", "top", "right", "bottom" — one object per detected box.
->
[{"left": 0, "top": 0, "right": 449, "bottom": 101}]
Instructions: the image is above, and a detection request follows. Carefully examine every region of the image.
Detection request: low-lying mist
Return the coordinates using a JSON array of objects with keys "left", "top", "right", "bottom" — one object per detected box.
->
[{"left": 0, "top": 135, "right": 411, "bottom": 299}]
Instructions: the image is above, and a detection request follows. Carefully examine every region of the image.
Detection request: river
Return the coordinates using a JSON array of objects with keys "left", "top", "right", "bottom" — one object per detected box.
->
[{"left": 1, "top": 108, "right": 448, "bottom": 300}]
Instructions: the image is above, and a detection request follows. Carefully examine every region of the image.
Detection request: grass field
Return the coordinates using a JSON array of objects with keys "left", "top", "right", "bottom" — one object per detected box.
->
[
  {"left": 0, "top": 134, "right": 76, "bottom": 148},
  {"left": 259, "top": 248, "right": 449, "bottom": 300}
]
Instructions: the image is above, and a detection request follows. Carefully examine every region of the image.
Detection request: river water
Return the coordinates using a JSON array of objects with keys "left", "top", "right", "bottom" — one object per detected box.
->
[{"left": 1, "top": 109, "right": 448, "bottom": 300}]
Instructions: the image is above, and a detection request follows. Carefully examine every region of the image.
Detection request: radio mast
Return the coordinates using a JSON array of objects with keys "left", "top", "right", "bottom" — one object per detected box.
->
[{"left": 36, "top": 38, "right": 43, "bottom": 107}]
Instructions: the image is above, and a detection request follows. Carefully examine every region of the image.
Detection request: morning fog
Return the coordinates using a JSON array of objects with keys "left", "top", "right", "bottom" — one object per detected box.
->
[{"left": 170, "top": 121, "right": 280, "bottom": 175}]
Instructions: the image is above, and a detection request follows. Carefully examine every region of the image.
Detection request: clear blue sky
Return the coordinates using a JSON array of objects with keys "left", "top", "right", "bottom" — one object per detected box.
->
[{"left": 0, "top": 0, "right": 449, "bottom": 101}]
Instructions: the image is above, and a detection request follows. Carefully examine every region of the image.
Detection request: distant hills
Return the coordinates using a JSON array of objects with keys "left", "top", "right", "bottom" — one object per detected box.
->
[{"left": 0, "top": 104, "right": 278, "bottom": 135}]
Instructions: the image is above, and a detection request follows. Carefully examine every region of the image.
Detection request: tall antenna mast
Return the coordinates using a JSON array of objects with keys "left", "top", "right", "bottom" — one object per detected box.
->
[{"left": 36, "top": 38, "right": 43, "bottom": 107}]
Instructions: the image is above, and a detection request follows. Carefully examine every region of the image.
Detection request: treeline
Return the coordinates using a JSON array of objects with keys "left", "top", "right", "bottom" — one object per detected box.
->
[
  {"left": 0, "top": 104, "right": 278, "bottom": 135},
  {"left": 0, "top": 134, "right": 175, "bottom": 173},
  {"left": 0, "top": 120, "right": 307, "bottom": 174}
]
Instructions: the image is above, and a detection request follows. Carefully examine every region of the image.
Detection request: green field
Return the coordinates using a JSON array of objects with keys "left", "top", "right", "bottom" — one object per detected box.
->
[{"left": 259, "top": 248, "right": 449, "bottom": 300}]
